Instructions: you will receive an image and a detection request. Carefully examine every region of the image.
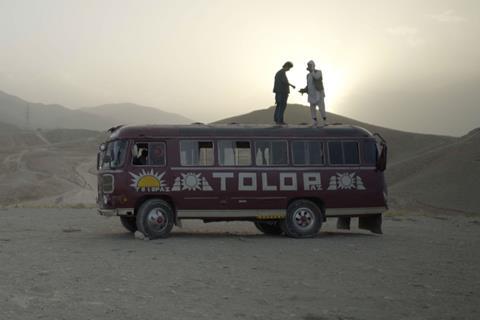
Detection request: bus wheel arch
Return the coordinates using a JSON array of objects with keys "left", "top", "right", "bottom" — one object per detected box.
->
[
  {"left": 135, "top": 195, "right": 176, "bottom": 218},
  {"left": 120, "top": 216, "right": 137, "bottom": 233}
]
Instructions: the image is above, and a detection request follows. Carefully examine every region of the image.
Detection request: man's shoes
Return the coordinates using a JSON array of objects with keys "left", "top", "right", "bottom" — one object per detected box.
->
[{"left": 278, "top": 122, "right": 287, "bottom": 125}]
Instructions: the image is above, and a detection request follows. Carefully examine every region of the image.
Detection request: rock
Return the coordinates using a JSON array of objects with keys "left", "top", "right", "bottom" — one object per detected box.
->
[{"left": 134, "top": 231, "right": 147, "bottom": 240}]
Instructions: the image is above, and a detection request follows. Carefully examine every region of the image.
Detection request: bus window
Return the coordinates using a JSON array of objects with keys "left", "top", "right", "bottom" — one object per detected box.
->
[
  {"left": 343, "top": 142, "right": 360, "bottom": 165},
  {"left": 328, "top": 141, "right": 343, "bottom": 164},
  {"left": 292, "top": 141, "right": 324, "bottom": 165},
  {"left": 255, "top": 141, "right": 288, "bottom": 166},
  {"left": 328, "top": 141, "right": 360, "bottom": 165},
  {"left": 218, "top": 141, "right": 251, "bottom": 166},
  {"left": 150, "top": 143, "right": 166, "bottom": 166},
  {"left": 132, "top": 142, "right": 166, "bottom": 166},
  {"left": 363, "top": 141, "right": 377, "bottom": 165},
  {"left": 102, "top": 140, "right": 127, "bottom": 169},
  {"left": 180, "top": 140, "right": 214, "bottom": 166},
  {"left": 132, "top": 143, "right": 149, "bottom": 166}
]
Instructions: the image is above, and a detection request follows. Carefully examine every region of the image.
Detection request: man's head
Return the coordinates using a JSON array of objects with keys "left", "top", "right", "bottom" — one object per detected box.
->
[
  {"left": 283, "top": 61, "right": 293, "bottom": 71},
  {"left": 307, "top": 60, "right": 315, "bottom": 72}
]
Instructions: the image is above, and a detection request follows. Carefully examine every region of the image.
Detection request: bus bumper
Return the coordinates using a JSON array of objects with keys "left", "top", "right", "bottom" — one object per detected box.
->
[{"left": 97, "top": 208, "right": 134, "bottom": 217}]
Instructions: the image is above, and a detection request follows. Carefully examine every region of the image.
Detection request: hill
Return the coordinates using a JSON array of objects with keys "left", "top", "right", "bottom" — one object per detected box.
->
[
  {"left": 81, "top": 103, "right": 193, "bottom": 126},
  {"left": 388, "top": 128, "right": 480, "bottom": 214},
  {"left": 0, "top": 122, "right": 104, "bottom": 206},
  {"left": 0, "top": 90, "right": 112, "bottom": 130},
  {"left": 0, "top": 90, "right": 193, "bottom": 131}
]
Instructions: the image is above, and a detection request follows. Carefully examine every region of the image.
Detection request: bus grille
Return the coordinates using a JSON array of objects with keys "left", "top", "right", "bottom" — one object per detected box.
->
[{"left": 102, "top": 174, "right": 114, "bottom": 193}]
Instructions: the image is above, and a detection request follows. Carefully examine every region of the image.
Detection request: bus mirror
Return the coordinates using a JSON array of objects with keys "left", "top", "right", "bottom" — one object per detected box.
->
[{"left": 99, "top": 143, "right": 107, "bottom": 152}]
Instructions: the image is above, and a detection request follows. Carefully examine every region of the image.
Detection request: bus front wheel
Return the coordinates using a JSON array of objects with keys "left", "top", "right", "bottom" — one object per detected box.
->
[
  {"left": 282, "top": 200, "right": 322, "bottom": 238},
  {"left": 136, "top": 199, "right": 174, "bottom": 239},
  {"left": 120, "top": 216, "right": 137, "bottom": 233},
  {"left": 254, "top": 221, "right": 283, "bottom": 235}
]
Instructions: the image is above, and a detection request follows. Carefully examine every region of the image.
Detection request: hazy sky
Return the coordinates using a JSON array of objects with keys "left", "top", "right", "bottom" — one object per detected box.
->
[{"left": 1, "top": 0, "right": 479, "bottom": 135}]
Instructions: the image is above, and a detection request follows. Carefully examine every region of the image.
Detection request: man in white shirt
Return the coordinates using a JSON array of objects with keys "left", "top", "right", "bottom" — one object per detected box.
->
[{"left": 299, "top": 60, "right": 326, "bottom": 126}]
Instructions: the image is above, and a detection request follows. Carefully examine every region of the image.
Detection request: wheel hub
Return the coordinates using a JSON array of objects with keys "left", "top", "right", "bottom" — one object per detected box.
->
[
  {"left": 293, "top": 208, "right": 314, "bottom": 228},
  {"left": 147, "top": 208, "right": 167, "bottom": 231}
]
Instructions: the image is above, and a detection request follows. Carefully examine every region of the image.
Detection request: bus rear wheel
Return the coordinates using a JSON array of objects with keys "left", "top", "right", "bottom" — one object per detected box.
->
[
  {"left": 120, "top": 216, "right": 137, "bottom": 233},
  {"left": 136, "top": 199, "right": 174, "bottom": 239},
  {"left": 254, "top": 221, "right": 283, "bottom": 235},
  {"left": 282, "top": 200, "right": 322, "bottom": 238}
]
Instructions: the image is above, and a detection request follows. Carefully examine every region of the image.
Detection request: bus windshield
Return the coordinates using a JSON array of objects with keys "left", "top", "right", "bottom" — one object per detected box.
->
[{"left": 100, "top": 140, "right": 128, "bottom": 169}]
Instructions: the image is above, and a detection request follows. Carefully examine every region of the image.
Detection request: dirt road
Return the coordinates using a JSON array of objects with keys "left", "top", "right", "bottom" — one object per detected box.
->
[{"left": 0, "top": 209, "right": 478, "bottom": 320}]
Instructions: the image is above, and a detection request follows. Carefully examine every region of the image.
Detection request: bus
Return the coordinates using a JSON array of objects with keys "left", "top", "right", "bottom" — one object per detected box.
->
[{"left": 97, "top": 124, "right": 388, "bottom": 239}]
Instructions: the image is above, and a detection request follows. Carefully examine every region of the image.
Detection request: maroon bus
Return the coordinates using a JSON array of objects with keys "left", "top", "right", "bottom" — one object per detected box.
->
[{"left": 97, "top": 124, "right": 387, "bottom": 238}]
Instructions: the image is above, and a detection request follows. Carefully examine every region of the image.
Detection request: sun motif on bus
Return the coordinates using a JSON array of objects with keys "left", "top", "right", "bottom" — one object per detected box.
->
[
  {"left": 328, "top": 172, "right": 366, "bottom": 190},
  {"left": 129, "top": 169, "right": 166, "bottom": 192},
  {"left": 337, "top": 172, "right": 356, "bottom": 189},
  {"left": 180, "top": 172, "right": 202, "bottom": 191}
]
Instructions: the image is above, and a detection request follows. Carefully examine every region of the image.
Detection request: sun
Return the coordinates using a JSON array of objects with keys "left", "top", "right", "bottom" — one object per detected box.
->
[
  {"left": 129, "top": 169, "right": 165, "bottom": 192},
  {"left": 180, "top": 173, "right": 202, "bottom": 191},
  {"left": 336, "top": 172, "right": 356, "bottom": 190}
]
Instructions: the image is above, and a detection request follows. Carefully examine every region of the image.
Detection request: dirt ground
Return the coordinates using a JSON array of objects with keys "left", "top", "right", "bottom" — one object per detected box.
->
[{"left": 0, "top": 209, "right": 478, "bottom": 320}]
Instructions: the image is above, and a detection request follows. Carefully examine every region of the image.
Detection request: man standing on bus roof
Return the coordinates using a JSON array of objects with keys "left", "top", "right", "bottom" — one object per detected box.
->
[
  {"left": 273, "top": 61, "right": 295, "bottom": 125},
  {"left": 299, "top": 60, "right": 326, "bottom": 126}
]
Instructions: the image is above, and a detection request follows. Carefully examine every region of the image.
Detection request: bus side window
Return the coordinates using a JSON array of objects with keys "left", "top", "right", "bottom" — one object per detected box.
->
[
  {"left": 328, "top": 142, "right": 343, "bottom": 164},
  {"left": 328, "top": 141, "right": 360, "bottom": 165},
  {"left": 363, "top": 141, "right": 377, "bottom": 165},
  {"left": 133, "top": 143, "right": 149, "bottom": 165},
  {"left": 180, "top": 140, "right": 214, "bottom": 166},
  {"left": 255, "top": 141, "right": 269, "bottom": 165},
  {"left": 255, "top": 141, "right": 288, "bottom": 166},
  {"left": 150, "top": 143, "right": 166, "bottom": 166},
  {"left": 343, "top": 142, "right": 360, "bottom": 165},
  {"left": 219, "top": 141, "right": 251, "bottom": 166},
  {"left": 292, "top": 141, "right": 324, "bottom": 165}
]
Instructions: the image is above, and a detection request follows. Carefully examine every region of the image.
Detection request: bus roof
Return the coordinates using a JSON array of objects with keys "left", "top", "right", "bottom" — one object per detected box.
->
[{"left": 109, "top": 123, "right": 374, "bottom": 140}]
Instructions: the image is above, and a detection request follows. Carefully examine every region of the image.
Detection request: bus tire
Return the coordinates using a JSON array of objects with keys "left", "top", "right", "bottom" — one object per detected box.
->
[
  {"left": 120, "top": 216, "right": 137, "bottom": 233},
  {"left": 254, "top": 221, "right": 283, "bottom": 236},
  {"left": 136, "top": 199, "right": 174, "bottom": 239},
  {"left": 282, "top": 200, "right": 322, "bottom": 238}
]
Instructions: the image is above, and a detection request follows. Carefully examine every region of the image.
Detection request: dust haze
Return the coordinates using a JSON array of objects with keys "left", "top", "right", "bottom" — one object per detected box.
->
[{"left": 1, "top": 0, "right": 479, "bottom": 135}]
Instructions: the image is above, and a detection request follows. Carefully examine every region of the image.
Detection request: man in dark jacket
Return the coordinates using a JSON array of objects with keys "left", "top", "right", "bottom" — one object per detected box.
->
[{"left": 273, "top": 61, "right": 295, "bottom": 125}]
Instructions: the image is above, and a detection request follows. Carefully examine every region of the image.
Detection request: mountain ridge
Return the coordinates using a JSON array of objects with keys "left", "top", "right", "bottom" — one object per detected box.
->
[{"left": 0, "top": 90, "right": 192, "bottom": 131}]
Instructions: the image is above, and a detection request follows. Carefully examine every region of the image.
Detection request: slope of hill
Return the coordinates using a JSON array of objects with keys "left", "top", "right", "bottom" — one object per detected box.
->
[
  {"left": 0, "top": 90, "right": 112, "bottom": 130},
  {"left": 388, "top": 128, "right": 480, "bottom": 214},
  {"left": 0, "top": 122, "right": 47, "bottom": 149},
  {"left": 215, "top": 104, "right": 457, "bottom": 165},
  {"left": 81, "top": 103, "right": 193, "bottom": 126},
  {"left": 0, "top": 90, "right": 193, "bottom": 131},
  {"left": 0, "top": 122, "right": 104, "bottom": 206}
]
